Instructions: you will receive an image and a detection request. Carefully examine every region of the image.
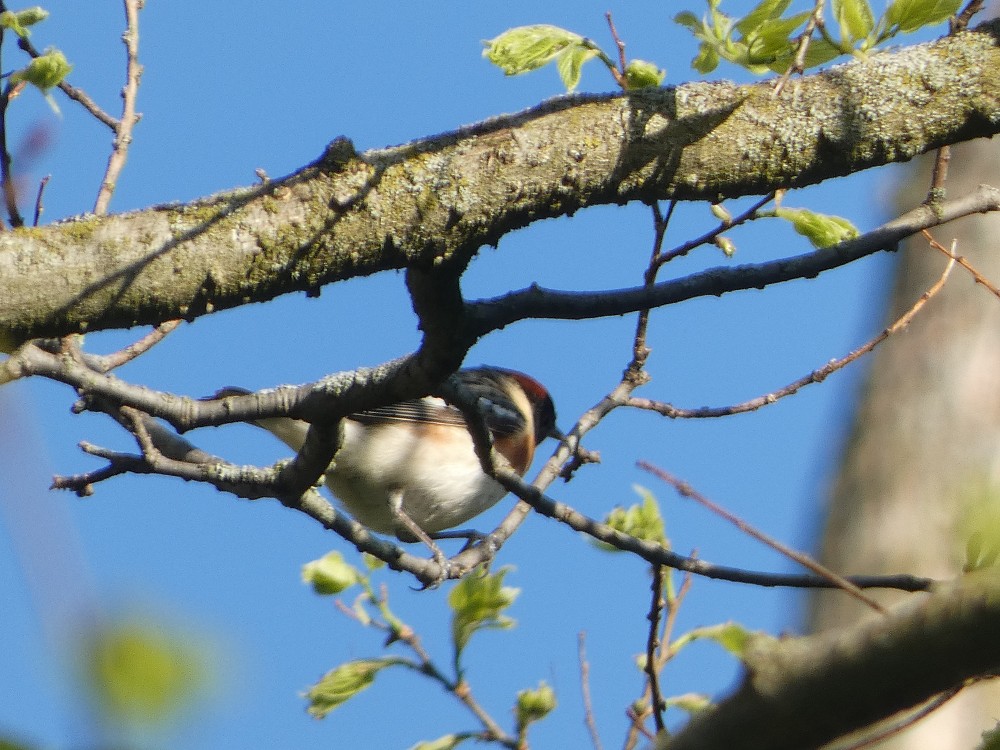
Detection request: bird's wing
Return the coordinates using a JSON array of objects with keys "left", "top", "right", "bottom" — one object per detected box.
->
[{"left": 351, "top": 391, "right": 525, "bottom": 438}]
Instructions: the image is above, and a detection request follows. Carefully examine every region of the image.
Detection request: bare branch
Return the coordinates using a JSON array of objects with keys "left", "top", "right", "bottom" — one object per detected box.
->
[
  {"left": 772, "top": 0, "right": 827, "bottom": 96},
  {"left": 645, "top": 565, "right": 667, "bottom": 733},
  {"left": 93, "top": 0, "right": 145, "bottom": 215},
  {"left": 638, "top": 461, "right": 887, "bottom": 613},
  {"left": 578, "top": 632, "right": 604, "bottom": 750},
  {"left": 925, "top": 229, "right": 1000, "bottom": 300},
  {"left": 14, "top": 28, "right": 119, "bottom": 130},
  {"left": 629, "top": 245, "right": 956, "bottom": 418},
  {"left": 472, "top": 464, "right": 933, "bottom": 591},
  {"left": 466, "top": 185, "right": 1000, "bottom": 336}
]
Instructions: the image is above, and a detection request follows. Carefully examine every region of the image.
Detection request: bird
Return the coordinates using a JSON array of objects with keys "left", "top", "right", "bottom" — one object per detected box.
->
[{"left": 216, "top": 367, "right": 560, "bottom": 542}]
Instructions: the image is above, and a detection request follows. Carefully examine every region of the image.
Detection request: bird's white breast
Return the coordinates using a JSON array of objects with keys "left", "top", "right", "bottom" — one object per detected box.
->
[{"left": 326, "top": 417, "right": 507, "bottom": 534}]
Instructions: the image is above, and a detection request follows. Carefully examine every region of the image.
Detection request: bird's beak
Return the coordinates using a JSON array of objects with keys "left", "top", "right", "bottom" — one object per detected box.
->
[{"left": 548, "top": 426, "right": 566, "bottom": 442}]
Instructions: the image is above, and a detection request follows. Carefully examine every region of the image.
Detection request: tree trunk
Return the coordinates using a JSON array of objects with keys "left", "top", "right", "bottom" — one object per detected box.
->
[{"left": 809, "top": 137, "right": 1000, "bottom": 747}]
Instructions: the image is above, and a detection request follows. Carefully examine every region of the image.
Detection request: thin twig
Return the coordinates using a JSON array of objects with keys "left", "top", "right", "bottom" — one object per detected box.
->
[
  {"left": 655, "top": 193, "right": 775, "bottom": 267},
  {"left": 605, "top": 12, "right": 627, "bottom": 78},
  {"left": 578, "top": 632, "right": 604, "bottom": 750},
  {"left": 629, "top": 201, "right": 672, "bottom": 375},
  {"left": 645, "top": 565, "right": 666, "bottom": 734},
  {"left": 637, "top": 461, "right": 888, "bottom": 614},
  {"left": 624, "top": 567, "right": 694, "bottom": 749},
  {"left": 0, "top": 54, "right": 25, "bottom": 228},
  {"left": 12, "top": 28, "right": 118, "bottom": 130},
  {"left": 951, "top": 0, "right": 985, "bottom": 33},
  {"left": 88, "top": 319, "right": 182, "bottom": 372},
  {"left": 660, "top": 570, "right": 693, "bottom": 659},
  {"left": 16, "top": 326, "right": 936, "bottom": 593},
  {"left": 924, "top": 229, "right": 1000, "bottom": 300},
  {"left": 773, "top": 0, "right": 826, "bottom": 97},
  {"left": 32, "top": 173, "right": 49, "bottom": 226},
  {"left": 94, "top": 0, "right": 144, "bottom": 215},
  {"left": 629, "top": 250, "right": 956, "bottom": 418}
]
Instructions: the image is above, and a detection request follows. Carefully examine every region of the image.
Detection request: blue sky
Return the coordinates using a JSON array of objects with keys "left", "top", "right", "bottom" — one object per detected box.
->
[{"left": 0, "top": 2, "right": 933, "bottom": 748}]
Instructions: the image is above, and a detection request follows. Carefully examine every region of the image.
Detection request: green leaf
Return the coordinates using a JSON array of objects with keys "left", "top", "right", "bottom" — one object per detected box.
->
[
  {"left": 623, "top": 59, "right": 665, "bottom": 90},
  {"left": 674, "top": 10, "right": 702, "bottom": 30},
  {"left": 798, "top": 37, "right": 845, "bottom": 69},
  {"left": 833, "top": 0, "right": 875, "bottom": 42},
  {"left": 884, "top": 0, "right": 962, "bottom": 33},
  {"left": 305, "top": 658, "right": 398, "bottom": 718},
  {"left": 483, "top": 25, "right": 587, "bottom": 76},
  {"left": 516, "top": 681, "right": 557, "bottom": 731},
  {"left": 692, "top": 43, "right": 721, "bottom": 74},
  {"left": 449, "top": 567, "right": 519, "bottom": 660},
  {"left": 773, "top": 207, "right": 859, "bottom": 248},
  {"left": 302, "top": 551, "right": 360, "bottom": 595},
  {"left": 705, "top": 622, "right": 754, "bottom": 657},
  {"left": 744, "top": 12, "right": 811, "bottom": 66},
  {"left": 10, "top": 48, "right": 72, "bottom": 91},
  {"left": 0, "top": 7, "right": 48, "bottom": 39},
  {"left": 555, "top": 44, "right": 600, "bottom": 92},
  {"left": 735, "top": 0, "right": 794, "bottom": 37},
  {"left": 597, "top": 486, "right": 667, "bottom": 550},
  {"left": 82, "top": 618, "right": 208, "bottom": 727}
]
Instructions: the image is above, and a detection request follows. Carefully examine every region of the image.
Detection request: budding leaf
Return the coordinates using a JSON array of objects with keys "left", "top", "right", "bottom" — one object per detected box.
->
[
  {"left": 484, "top": 25, "right": 587, "bottom": 76},
  {"left": 623, "top": 59, "right": 665, "bottom": 89},
  {"left": 774, "top": 207, "right": 859, "bottom": 248},
  {"left": 10, "top": 48, "right": 72, "bottom": 91},
  {"left": 516, "top": 681, "right": 557, "bottom": 731},
  {"left": 597, "top": 486, "right": 667, "bottom": 550},
  {"left": 305, "top": 659, "right": 398, "bottom": 718},
  {"left": 0, "top": 6, "right": 49, "bottom": 39},
  {"left": 449, "top": 567, "right": 519, "bottom": 660},
  {"left": 302, "top": 551, "right": 360, "bottom": 595},
  {"left": 710, "top": 203, "right": 732, "bottom": 224},
  {"left": 704, "top": 622, "right": 754, "bottom": 657},
  {"left": 665, "top": 692, "right": 713, "bottom": 714},
  {"left": 714, "top": 235, "right": 737, "bottom": 257},
  {"left": 409, "top": 735, "right": 465, "bottom": 750},
  {"left": 672, "top": 621, "right": 771, "bottom": 661},
  {"left": 555, "top": 43, "right": 600, "bottom": 92}
]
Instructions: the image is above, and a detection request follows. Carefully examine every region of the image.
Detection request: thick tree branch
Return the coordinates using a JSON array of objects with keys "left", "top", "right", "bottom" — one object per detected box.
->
[
  {"left": 2, "top": 23, "right": 1000, "bottom": 341},
  {"left": 663, "top": 570, "right": 1000, "bottom": 750}
]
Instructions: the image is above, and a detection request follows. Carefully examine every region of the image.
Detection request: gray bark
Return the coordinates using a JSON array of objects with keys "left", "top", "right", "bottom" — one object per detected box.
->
[{"left": 809, "top": 138, "right": 1000, "bottom": 747}]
